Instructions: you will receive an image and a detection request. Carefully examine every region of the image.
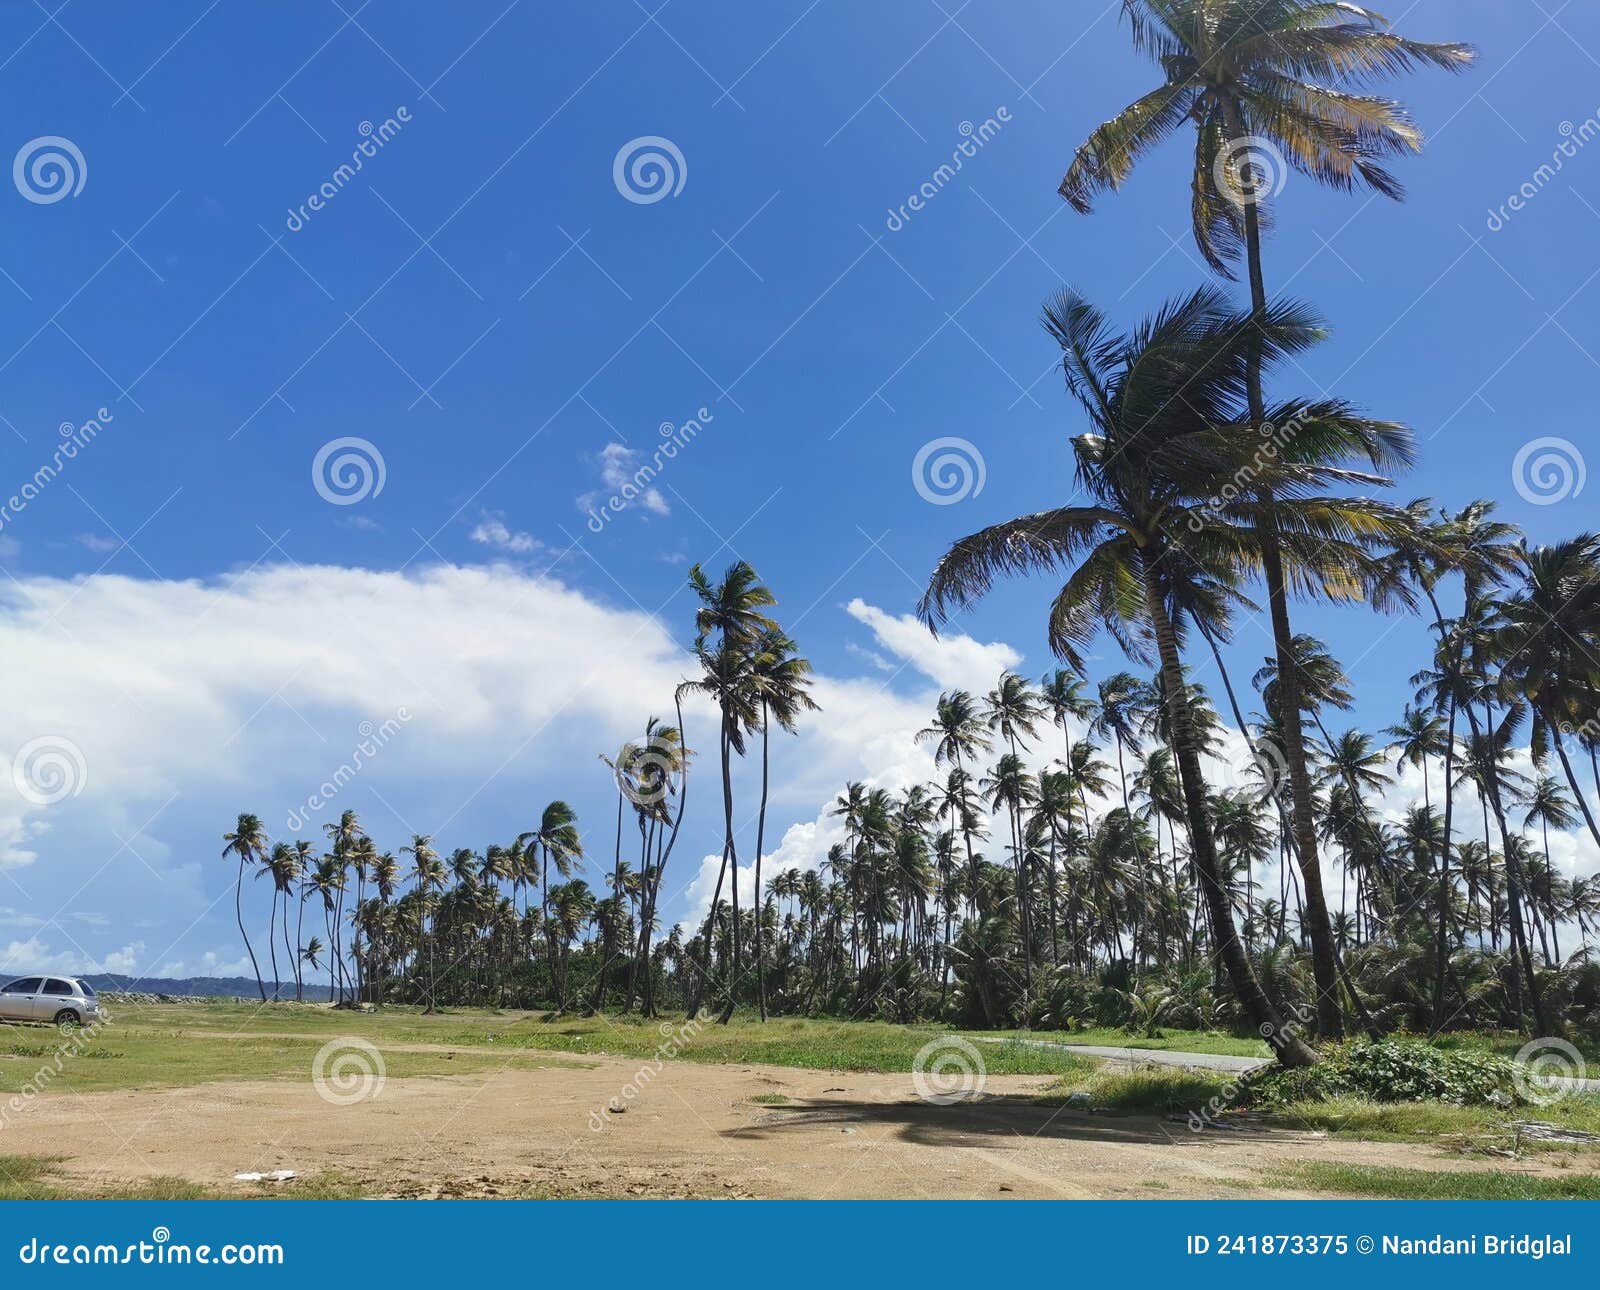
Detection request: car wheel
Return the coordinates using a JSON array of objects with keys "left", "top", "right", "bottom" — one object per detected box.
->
[{"left": 53, "top": 1009, "right": 81, "bottom": 1032}]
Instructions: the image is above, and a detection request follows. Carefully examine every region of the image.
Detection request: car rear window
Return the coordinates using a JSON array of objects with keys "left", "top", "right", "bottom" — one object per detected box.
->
[
  {"left": 42, "top": 979, "right": 74, "bottom": 996},
  {"left": 79, "top": 981, "right": 95, "bottom": 996}
]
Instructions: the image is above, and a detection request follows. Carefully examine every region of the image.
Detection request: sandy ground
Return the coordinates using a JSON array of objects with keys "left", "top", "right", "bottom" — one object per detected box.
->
[{"left": 3, "top": 1040, "right": 1579, "bottom": 1199}]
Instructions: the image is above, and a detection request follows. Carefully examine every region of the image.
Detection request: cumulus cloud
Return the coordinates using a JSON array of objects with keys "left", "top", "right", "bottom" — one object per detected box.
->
[
  {"left": 0, "top": 936, "right": 146, "bottom": 976},
  {"left": 579, "top": 442, "right": 670, "bottom": 520},
  {"left": 469, "top": 513, "right": 542, "bottom": 555},
  {"left": 0, "top": 560, "right": 1030, "bottom": 977}
]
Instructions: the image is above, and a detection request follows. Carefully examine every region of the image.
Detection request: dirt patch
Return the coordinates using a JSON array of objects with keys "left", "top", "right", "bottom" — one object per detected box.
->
[{"left": 2, "top": 1045, "right": 1578, "bottom": 1199}]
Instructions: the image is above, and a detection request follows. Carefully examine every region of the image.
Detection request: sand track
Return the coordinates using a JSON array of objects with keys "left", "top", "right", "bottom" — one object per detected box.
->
[{"left": 3, "top": 1038, "right": 1573, "bottom": 1198}]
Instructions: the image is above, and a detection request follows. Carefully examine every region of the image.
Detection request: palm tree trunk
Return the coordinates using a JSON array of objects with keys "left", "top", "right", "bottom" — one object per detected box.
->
[
  {"left": 266, "top": 887, "right": 280, "bottom": 1001},
  {"left": 753, "top": 700, "right": 771, "bottom": 1021},
  {"left": 294, "top": 887, "right": 307, "bottom": 1001},
  {"left": 716, "top": 711, "right": 741, "bottom": 1025},
  {"left": 1141, "top": 549, "right": 1315, "bottom": 1068},
  {"left": 236, "top": 855, "right": 266, "bottom": 1002},
  {"left": 1220, "top": 103, "right": 1343, "bottom": 1042}
]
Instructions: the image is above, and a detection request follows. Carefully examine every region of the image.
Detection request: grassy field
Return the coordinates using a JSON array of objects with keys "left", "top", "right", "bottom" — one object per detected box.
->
[
  {"left": 0, "top": 1004, "right": 588, "bottom": 1096},
  {"left": 8, "top": 1000, "right": 1101, "bottom": 1085},
  {"left": 969, "top": 1026, "right": 1270, "bottom": 1058},
  {"left": 1262, "top": 1161, "right": 1600, "bottom": 1200}
]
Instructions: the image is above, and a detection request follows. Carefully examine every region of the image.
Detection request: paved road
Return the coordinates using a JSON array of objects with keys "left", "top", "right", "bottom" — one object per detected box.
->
[
  {"left": 971, "top": 1036, "right": 1267, "bottom": 1075},
  {"left": 971, "top": 1035, "right": 1600, "bottom": 1092}
]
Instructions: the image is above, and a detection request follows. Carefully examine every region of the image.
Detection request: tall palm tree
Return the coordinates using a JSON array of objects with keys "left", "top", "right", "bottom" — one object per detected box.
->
[
  {"left": 747, "top": 628, "right": 818, "bottom": 1020},
  {"left": 518, "top": 802, "right": 582, "bottom": 1008},
  {"left": 221, "top": 812, "right": 269, "bottom": 1001},
  {"left": 260, "top": 842, "right": 301, "bottom": 1001},
  {"left": 291, "top": 839, "right": 315, "bottom": 1000},
  {"left": 1494, "top": 536, "right": 1600, "bottom": 850},
  {"left": 917, "top": 691, "right": 993, "bottom": 905},
  {"left": 400, "top": 834, "right": 441, "bottom": 1012},
  {"left": 919, "top": 287, "right": 1383, "bottom": 1067},
  {"left": 1060, "top": 0, "right": 1472, "bottom": 1040},
  {"left": 1521, "top": 774, "right": 1578, "bottom": 964},
  {"left": 682, "top": 561, "right": 777, "bottom": 1020}
]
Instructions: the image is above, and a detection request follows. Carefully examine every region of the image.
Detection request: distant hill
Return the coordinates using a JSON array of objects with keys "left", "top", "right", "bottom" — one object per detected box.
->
[{"left": 82, "top": 974, "right": 334, "bottom": 1002}]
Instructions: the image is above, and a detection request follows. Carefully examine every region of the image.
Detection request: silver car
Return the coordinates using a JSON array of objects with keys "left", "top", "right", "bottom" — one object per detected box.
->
[{"left": 0, "top": 976, "right": 102, "bottom": 1029}]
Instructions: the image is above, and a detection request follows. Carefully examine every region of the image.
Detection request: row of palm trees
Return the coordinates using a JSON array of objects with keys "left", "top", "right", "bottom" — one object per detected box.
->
[
  {"left": 216, "top": 560, "right": 820, "bottom": 1020},
  {"left": 216, "top": 498, "right": 1600, "bottom": 1050}
]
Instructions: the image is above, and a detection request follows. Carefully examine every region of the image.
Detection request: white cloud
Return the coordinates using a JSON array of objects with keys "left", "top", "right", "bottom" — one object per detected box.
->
[
  {"left": 74, "top": 533, "right": 121, "bottom": 554},
  {"left": 0, "top": 936, "right": 146, "bottom": 975},
  {"left": 469, "top": 513, "right": 542, "bottom": 555},
  {"left": 845, "top": 598, "right": 1020, "bottom": 695},
  {"left": 583, "top": 442, "right": 670, "bottom": 519}
]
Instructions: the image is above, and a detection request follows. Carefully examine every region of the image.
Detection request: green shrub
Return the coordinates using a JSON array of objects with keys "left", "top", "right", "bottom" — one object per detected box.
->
[{"left": 1250, "top": 1040, "right": 1520, "bottom": 1108}]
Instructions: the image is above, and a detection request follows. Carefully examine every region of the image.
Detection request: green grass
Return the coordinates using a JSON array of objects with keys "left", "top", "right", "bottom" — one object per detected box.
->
[
  {"left": 429, "top": 1013, "right": 1101, "bottom": 1076},
  {"left": 0, "top": 1005, "right": 585, "bottom": 1096},
  {"left": 1032, "top": 1065, "right": 1600, "bottom": 1155},
  {"left": 0, "top": 1155, "right": 371, "bottom": 1200},
  {"left": 972, "top": 1026, "right": 1270, "bottom": 1058},
  {"left": 4, "top": 1002, "right": 1100, "bottom": 1093},
  {"left": 750, "top": 1092, "right": 791, "bottom": 1104},
  {"left": 1268, "top": 1161, "right": 1600, "bottom": 1200}
]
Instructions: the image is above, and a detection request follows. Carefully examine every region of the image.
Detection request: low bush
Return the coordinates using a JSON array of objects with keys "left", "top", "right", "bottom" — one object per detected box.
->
[{"left": 1250, "top": 1040, "right": 1520, "bottom": 1108}]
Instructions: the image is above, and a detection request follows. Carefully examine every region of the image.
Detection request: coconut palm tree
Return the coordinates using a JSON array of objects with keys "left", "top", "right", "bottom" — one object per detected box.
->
[
  {"left": 291, "top": 839, "right": 316, "bottom": 1000},
  {"left": 681, "top": 560, "right": 777, "bottom": 1021},
  {"left": 400, "top": 834, "right": 442, "bottom": 1012},
  {"left": 260, "top": 842, "right": 301, "bottom": 1001},
  {"left": 305, "top": 858, "right": 345, "bottom": 1003},
  {"left": 918, "top": 287, "right": 1385, "bottom": 1067},
  {"left": 517, "top": 802, "right": 582, "bottom": 1008},
  {"left": 1060, "top": 0, "right": 1472, "bottom": 1040},
  {"left": 1494, "top": 536, "right": 1600, "bottom": 851},
  {"left": 1521, "top": 774, "right": 1579, "bottom": 963},
  {"left": 917, "top": 691, "right": 994, "bottom": 904},
  {"left": 221, "top": 813, "right": 269, "bottom": 1001},
  {"left": 747, "top": 628, "right": 819, "bottom": 1020}
]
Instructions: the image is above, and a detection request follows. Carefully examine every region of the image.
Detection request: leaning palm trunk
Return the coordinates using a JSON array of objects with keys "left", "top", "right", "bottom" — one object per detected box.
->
[
  {"left": 1225, "top": 109, "right": 1342, "bottom": 1040},
  {"left": 1142, "top": 551, "right": 1315, "bottom": 1068},
  {"left": 235, "top": 855, "right": 266, "bottom": 1002}
]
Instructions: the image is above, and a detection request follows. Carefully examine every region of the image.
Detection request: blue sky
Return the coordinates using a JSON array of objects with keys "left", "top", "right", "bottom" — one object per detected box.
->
[{"left": 1, "top": 1, "right": 1597, "bottom": 980}]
